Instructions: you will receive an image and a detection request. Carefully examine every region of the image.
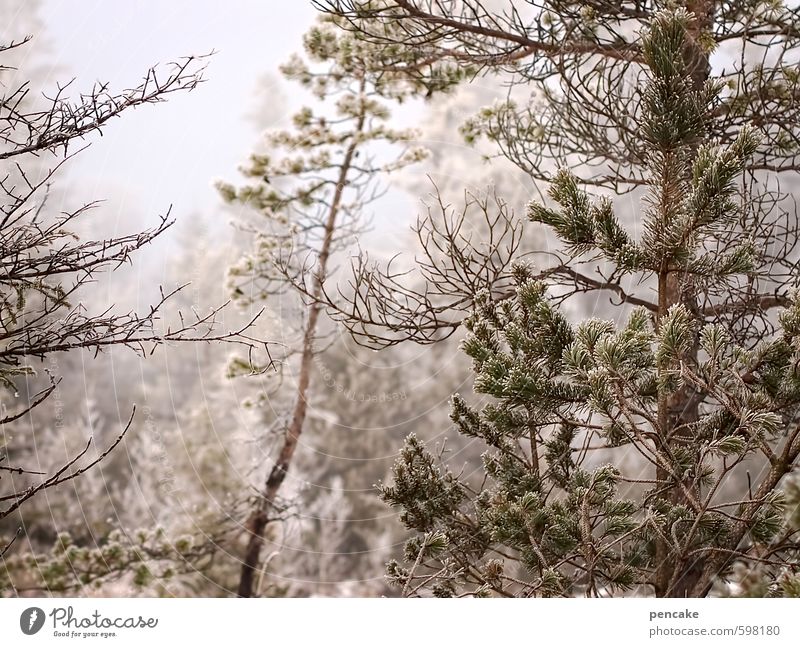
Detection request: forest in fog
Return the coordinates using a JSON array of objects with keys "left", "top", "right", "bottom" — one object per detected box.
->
[{"left": 3, "top": 0, "right": 800, "bottom": 598}]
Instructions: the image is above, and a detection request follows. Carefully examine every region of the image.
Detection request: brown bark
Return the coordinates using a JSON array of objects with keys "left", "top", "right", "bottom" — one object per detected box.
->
[
  {"left": 237, "top": 102, "right": 366, "bottom": 598},
  {"left": 653, "top": 1, "right": 714, "bottom": 598}
]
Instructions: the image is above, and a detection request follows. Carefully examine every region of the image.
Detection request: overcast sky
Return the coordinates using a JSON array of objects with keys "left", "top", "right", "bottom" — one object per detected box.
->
[{"left": 38, "top": 1, "right": 316, "bottom": 224}]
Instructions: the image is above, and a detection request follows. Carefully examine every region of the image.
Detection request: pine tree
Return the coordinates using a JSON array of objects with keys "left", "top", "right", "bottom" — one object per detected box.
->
[
  {"left": 367, "top": 8, "right": 800, "bottom": 597},
  {"left": 217, "top": 16, "right": 431, "bottom": 597}
]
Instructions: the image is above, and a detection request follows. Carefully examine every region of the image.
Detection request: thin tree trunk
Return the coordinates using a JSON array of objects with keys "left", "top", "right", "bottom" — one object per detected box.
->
[{"left": 237, "top": 101, "right": 367, "bottom": 598}]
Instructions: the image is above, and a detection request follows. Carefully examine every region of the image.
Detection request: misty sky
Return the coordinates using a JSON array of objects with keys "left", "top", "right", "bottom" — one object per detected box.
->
[{"left": 40, "top": 1, "right": 316, "bottom": 223}]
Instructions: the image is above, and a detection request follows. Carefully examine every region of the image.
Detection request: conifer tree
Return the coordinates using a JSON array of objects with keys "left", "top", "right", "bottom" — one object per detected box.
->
[
  {"left": 217, "top": 16, "right": 430, "bottom": 597},
  {"left": 316, "top": 3, "right": 800, "bottom": 597}
]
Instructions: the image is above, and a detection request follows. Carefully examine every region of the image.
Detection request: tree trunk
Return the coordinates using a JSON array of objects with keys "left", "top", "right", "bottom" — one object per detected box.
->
[
  {"left": 654, "top": 0, "right": 714, "bottom": 598},
  {"left": 237, "top": 109, "right": 365, "bottom": 598}
]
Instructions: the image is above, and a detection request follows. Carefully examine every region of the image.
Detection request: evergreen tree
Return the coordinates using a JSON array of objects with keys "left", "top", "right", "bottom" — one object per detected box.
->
[
  {"left": 217, "top": 16, "right": 430, "bottom": 597},
  {"left": 316, "top": 4, "right": 800, "bottom": 597}
]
